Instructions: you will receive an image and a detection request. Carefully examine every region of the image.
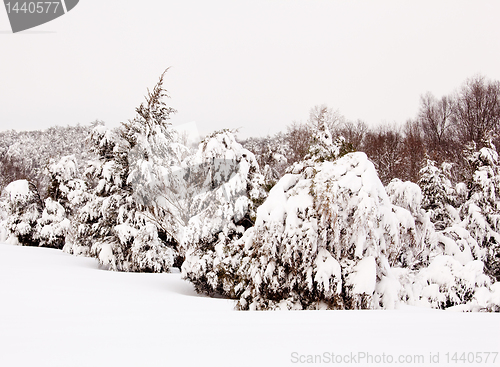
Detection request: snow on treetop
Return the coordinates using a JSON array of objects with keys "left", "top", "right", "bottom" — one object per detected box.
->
[
  {"left": 47, "top": 155, "right": 79, "bottom": 182},
  {"left": 478, "top": 147, "right": 498, "bottom": 166},
  {"left": 191, "top": 130, "right": 258, "bottom": 166},
  {"left": 346, "top": 256, "right": 377, "bottom": 294},
  {"left": 4, "top": 179, "right": 30, "bottom": 200},
  {"left": 255, "top": 173, "right": 301, "bottom": 226},
  {"left": 386, "top": 179, "right": 423, "bottom": 216},
  {"left": 310, "top": 152, "right": 399, "bottom": 258},
  {"left": 253, "top": 152, "right": 405, "bottom": 261}
]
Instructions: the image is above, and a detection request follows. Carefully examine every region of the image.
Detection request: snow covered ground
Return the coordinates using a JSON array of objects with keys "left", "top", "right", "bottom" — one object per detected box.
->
[{"left": 0, "top": 242, "right": 498, "bottom": 367}]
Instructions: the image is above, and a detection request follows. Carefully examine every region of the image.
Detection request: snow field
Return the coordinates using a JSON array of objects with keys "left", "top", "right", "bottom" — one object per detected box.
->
[{"left": 1, "top": 243, "right": 499, "bottom": 367}]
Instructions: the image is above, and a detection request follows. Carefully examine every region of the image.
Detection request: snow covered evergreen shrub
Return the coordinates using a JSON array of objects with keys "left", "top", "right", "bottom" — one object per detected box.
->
[
  {"left": 65, "top": 125, "right": 125, "bottom": 258},
  {"left": 30, "top": 155, "right": 88, "bottom": 250},
  {"left": 460, "top": 146, "right": 500, "bottom": 280},
  {"left": 181, "top": 130, "right": 264, "bottom": 248},
  {"left": 223, "top": 152, "right": 423, "bottom": 310},
  {"left": 407, "top": 255, "right": 492, "bottom": 310},
  {"left": 181, "top": 130, "right": 265, "bottom": 296},
  {"left": 68, "top": 71, "right": 180, "bottom": 272},
  {"left": 97, "top": 220, "right": 175, "bottom": 272},
  {"left": 1, "top": 179, "right": 43, "bottom": 246},
  {"left": 436, "top": 226, "right": 483, "bottom": 265},
  {"left": 387, "top": 164, "right": 498, "bottom": 310},
  {"left": 418, "top": 160, "right": 458, "bottom": 230},
  {"left": 182, "top": 229, "right": 247, "bottom": 298},
  {"left": 36, "top": 198, "right": 70, "bottom": 249},
  {"left": 46, "top": 155, "right": 87, "bottom": 216},
  {"left": 130, "top": 223, "right": 175, "bottom": 272},
  {"left": 386, "top": 178, "right": 438, "bottom": 268}
]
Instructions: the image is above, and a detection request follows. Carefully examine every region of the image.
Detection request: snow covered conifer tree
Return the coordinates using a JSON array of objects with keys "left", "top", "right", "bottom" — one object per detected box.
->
[
  {"left": 418, "top": 159, "right": 458, "bottom": 230},
  {"left": 45, "top": 155, "right": 87, "bottom": 216},
  {"left": 68, "top": 71, "right": 179, "bottom": 272},
  {"left": 181, "top": 130, "right": 266, "bottom": 296},
  {"left": 2, "top": 157, "right": 83, "bottom": 249},
  {"left": 460, "top": 145, "right": 500, "bottom": 280},
  {"left": 36, "top": 198, "right": 70, "bottom": 249},
  {"left": 382, "top": 145, "right": 500, "bottom": 310},
  {"left": 231, "top": 152, "right": 420, "bottom": 310},
  {"left": 181, "top": 130, "right": 265, "bottom": 239},
  {"left": 35, "top": 155, "right": 88, "bottom": 249},
  {"left": 67, "top": 124, "right": 127, "bottom": 258},
  {"left": 121, "top": 69, "right": 182, "bottom": 247},
  {"left": 384, "top": 178, "right": 491, "bottom": 311},
  {"left": 385, "top": 178, "right": 438, "bottom": 268},
  {"left": 1, "top": 179, "right": 43, "bottom": 246},
  {"left": 305, "top": 112, "right": 352, "bottom": 163}
]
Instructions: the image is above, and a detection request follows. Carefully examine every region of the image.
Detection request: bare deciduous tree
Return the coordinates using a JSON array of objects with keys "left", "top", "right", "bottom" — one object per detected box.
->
[
  {"left": 401, "top": 119, "right": 425, "bottom": 183},
  {"left": 285, "top": 121, "right": 312, "bottom": 165},
  {"left": 452, "top": 75, "right": 500, "bottom": 147},
  {"left": 419, "top": 92, "right": 454, "bottom": 150},
  {"left": 338, "top": 119, "right": 367, "bottom": 150},
  {"left": 363, "top": 124, "right": 404, "bottom": 185}
]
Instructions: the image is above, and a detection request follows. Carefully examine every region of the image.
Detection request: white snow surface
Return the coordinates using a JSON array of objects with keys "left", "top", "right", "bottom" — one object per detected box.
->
[{"left": 1, "top": 243, "right": 499, "bottom": 367}]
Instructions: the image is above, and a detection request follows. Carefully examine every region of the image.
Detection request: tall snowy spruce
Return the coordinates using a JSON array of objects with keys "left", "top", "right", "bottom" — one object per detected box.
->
[
  {"left": 67, "top": 71, "right": 181, "bottom": 272},
  {"left": 181, "top": 130, "right": 266, "bottom": 297}
]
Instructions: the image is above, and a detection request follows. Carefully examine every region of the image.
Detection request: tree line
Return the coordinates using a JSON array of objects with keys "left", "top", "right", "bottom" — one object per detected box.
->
[
  {"left": 1, "top": 75, "right": 498, "bottom": 197},
  {"left": 242, "top": 74, "right": 500, "bottom": 186}
]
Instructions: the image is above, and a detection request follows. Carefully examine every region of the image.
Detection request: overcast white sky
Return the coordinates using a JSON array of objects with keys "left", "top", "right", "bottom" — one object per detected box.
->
[{"left": 1, "top": 0, "right": 499, "bottom": 139}]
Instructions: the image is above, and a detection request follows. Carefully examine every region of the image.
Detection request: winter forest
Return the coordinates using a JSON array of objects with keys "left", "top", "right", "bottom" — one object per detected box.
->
[{"left": 1, "top": 71, "right": 500, "bottom": 312}]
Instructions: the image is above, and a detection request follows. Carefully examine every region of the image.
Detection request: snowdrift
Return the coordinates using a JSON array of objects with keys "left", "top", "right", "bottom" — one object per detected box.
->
[{"left": 1, "top": 242, "right": 499, "bottom": 367}]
